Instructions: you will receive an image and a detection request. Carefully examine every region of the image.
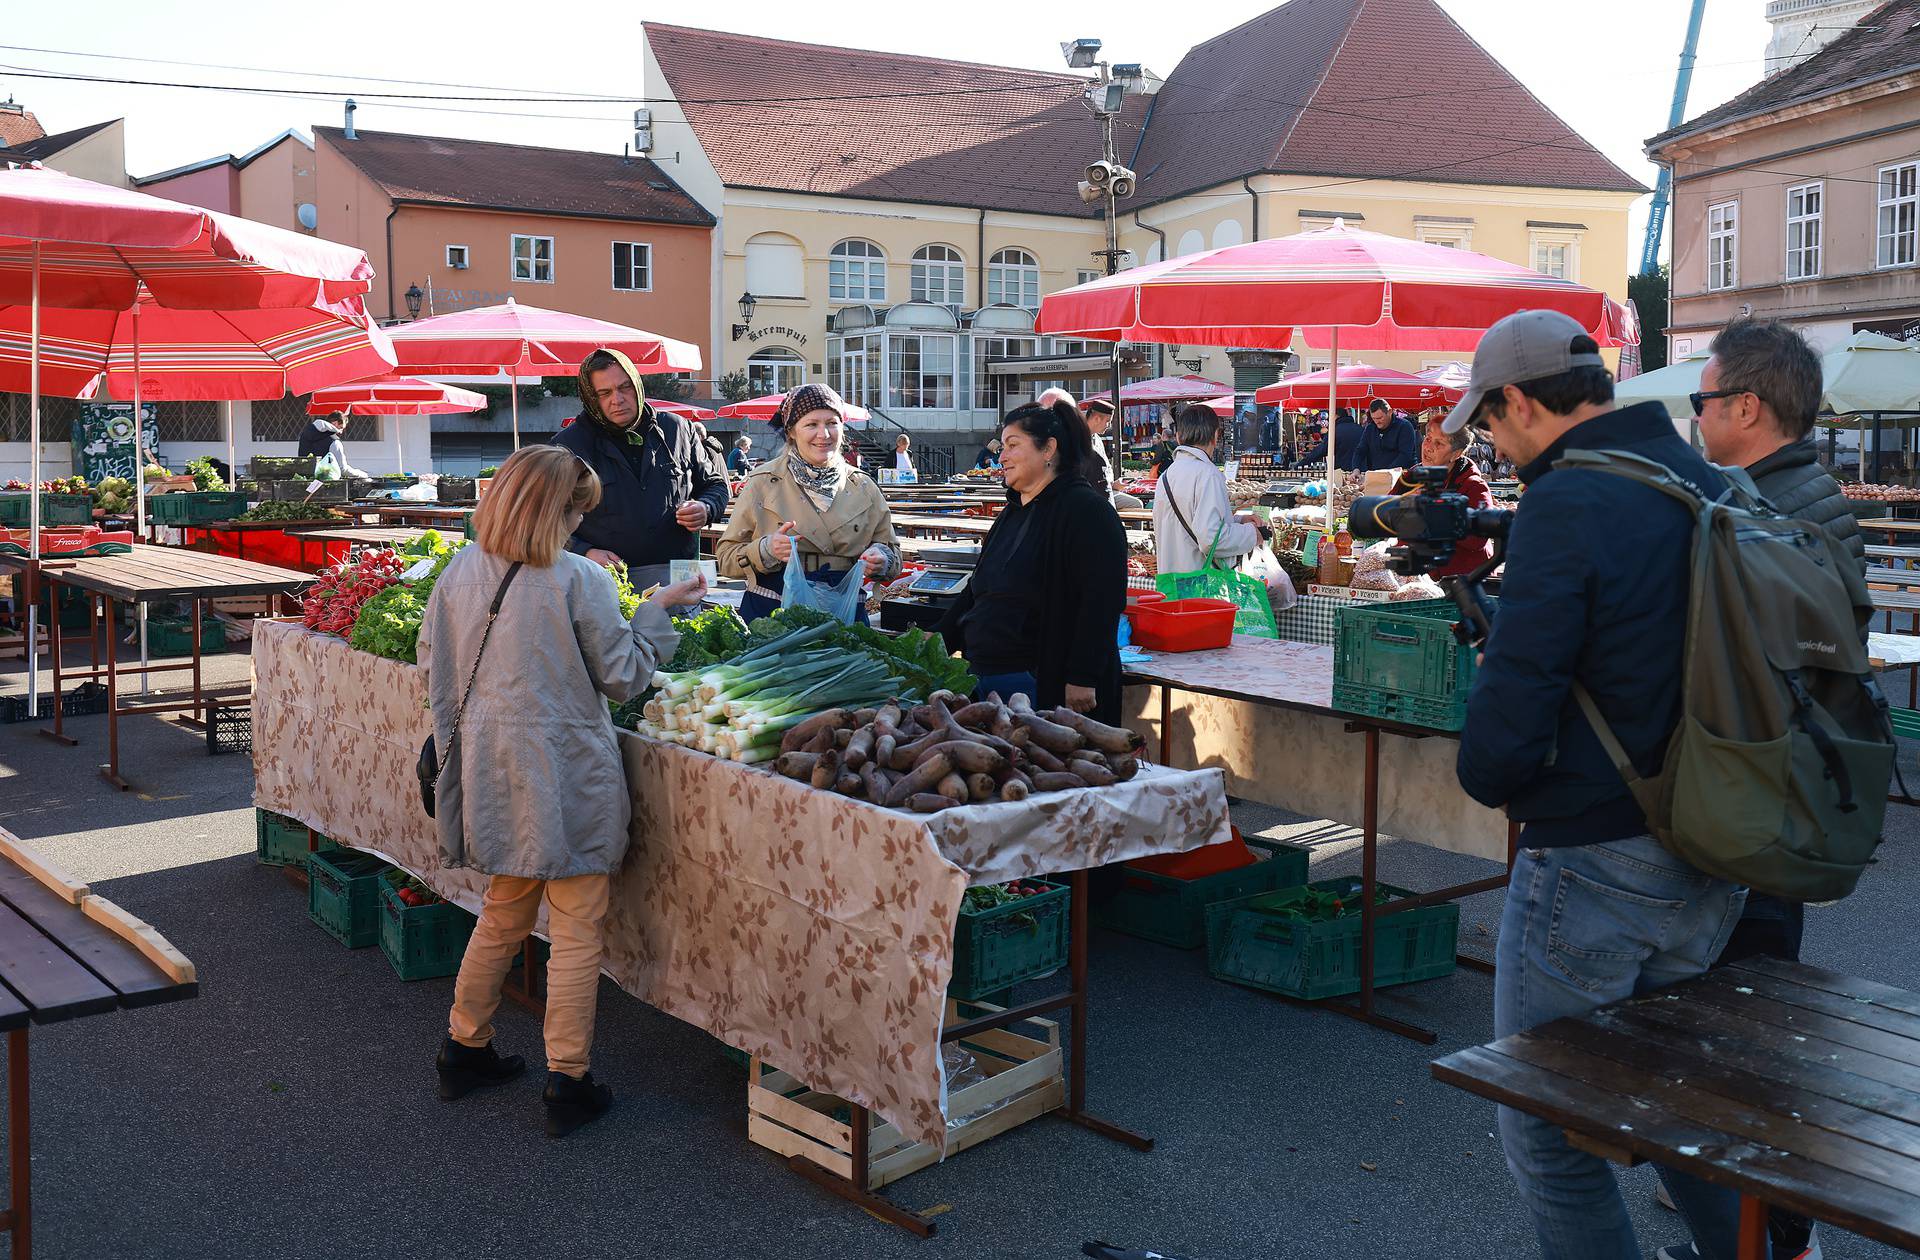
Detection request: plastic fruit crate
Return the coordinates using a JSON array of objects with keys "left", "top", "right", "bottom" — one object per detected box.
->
[
  {"left": 147, "top": 490, "right": 250, "bottom": 525},
  {"left": 255, "top": 808, "right": 334, "bottom": 868},
  {"left": 0, "top": 493, "right": 93, "bottom": 527},
  {"left": 1331, "top": 596, "right": 1493, "bottom": 732},
  {"left": 379, "top": 870, "right": 476, "bottom": 981},
  {"left": 948, "top": 880, "right": 1069, "bottom": 1001},
  {"left": 1094, "top": 837, "right": 1309, "bottom": 949},
  {"left": 207, "top": 703, "right": 251, "bottom": 755},
  {"left": 436, "top": 477, "right": 476, "bottom": 505},
  {"left": 145, "top": 617, "right": 225, "bottom": 658},
  {"left": 250, "top": 455, "right": 315, "bottom": 481},
  {"left": 268, "top": 479, "right": 349, "bottom": 504},
  {"left": 1204, "top": 875, "right": 1459, "bottom": 1001},
  {"left": 307, "top": 849, "right": 393, "bottom": 949},
  {"left": 1125, "top": 597, "right": 1237, "bottom": 653}
]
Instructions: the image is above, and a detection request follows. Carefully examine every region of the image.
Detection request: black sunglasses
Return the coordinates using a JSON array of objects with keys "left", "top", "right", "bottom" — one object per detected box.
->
[{"left": 1689, "top": 388, "right": 1751, "bottom": 416}]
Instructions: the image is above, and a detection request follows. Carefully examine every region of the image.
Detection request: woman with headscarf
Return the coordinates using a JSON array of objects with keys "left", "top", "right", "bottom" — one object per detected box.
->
[{"left": 714, "top": 384, "right": 902, "bottom": 625}]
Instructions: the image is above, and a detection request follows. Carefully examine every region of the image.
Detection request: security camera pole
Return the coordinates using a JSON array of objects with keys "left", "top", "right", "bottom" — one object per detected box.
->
[{"left": 1065, "top": 39, "right": 1137, "bottom": 438}]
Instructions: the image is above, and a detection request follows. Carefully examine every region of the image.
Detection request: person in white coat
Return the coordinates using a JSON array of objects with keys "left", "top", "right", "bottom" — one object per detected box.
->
[{"left": 1152, "top": 404, "right": 1266, "bottom": 574}]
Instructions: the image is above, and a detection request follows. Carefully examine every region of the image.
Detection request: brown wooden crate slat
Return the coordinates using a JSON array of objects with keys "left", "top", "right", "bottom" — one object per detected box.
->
[
  {"left": 0, "top": 898, "right": 119, "bottom": 1023},
  {"left": 0, "top": 868, "right": 188, "bottom": 1010}
]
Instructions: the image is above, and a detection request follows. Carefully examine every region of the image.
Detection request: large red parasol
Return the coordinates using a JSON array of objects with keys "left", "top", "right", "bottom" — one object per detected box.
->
[
  {"left": 1254, "top": 363, "right": 1460, "bottom": 408},
  {"left": 309, "top": 374, "right": 488, "bottom": 474},
  {"left": 716, "top": 392, "right": 871, "bottom": 424},
  {"left": 1080, "top": 373, "right": 1233, "bottom": 406}
]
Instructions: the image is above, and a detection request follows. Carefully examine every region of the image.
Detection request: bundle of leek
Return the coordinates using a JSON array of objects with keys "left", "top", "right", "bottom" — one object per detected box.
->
[{"left": 632, "top": 620, "right": 901, "bottom": 762}]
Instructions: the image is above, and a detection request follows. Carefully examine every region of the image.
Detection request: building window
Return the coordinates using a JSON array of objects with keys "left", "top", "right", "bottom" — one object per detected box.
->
[
  {"left": 1878, "top": 161, "right": 1918, "bottom": 269},
  {"left": 746, "top": 348, "right": 806, "bottom": 396},
  {"left": 511, "top": 234, "right": 554, "bottom": 283},
  {"left": 0, "top": 394, "right": 78, "bottom": 442},
  {"left": 154, "top": 401, "right": 222, "bottom": 443},
  {"left": 744, "top": 233, "right": 804, "bottom": 298},
  {"left": 1416, "top": 223, "right": 1472, "bottom": 250},
  {"left": 888, "top": 334, "right": 956, "bottom": 408},
  {"left": 1786, "top": 182, "right": 1822, "bottom": 280},
  {"left": 910, "top": 245, "right": 965, "bottom": 305},
  {"left": 973, "top": 335, "right": 1038, "bottom": 409},
  {"left": 1707, "top": 202, "right": 1738, "bottom": 291},
  {"left": 987, "top": 248, "right": 1040, "bottom": 309},
  {"left": 1533, "top": 242, "right": 1569, "bottom": 278},
  {"left": 829, "top": 239, "right": 886, "bottom": 303},
  {"left": 445, "top": 244, "right": 469, "bottom": 270},
  {"left": 249, "top": 394, "right": 313, "bottom": 443},
  {"left": 827, "top": 333, "right": 883, "bottom": 408},
  {"left": 1075, "top": 269, "right": 1102, "bottom": 286},
  {"left": 612, "top": 241, "right": 652, "bottom": 292}
]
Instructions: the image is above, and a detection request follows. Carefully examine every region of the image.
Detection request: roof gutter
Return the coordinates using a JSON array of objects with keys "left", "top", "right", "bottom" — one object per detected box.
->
[
  {"left": 977, "top": 208, "right": 987, "bottom": 309},
  {"left": 1242, "top": 176, "right": 1260, "bottom": 240},
  {"left": 384, "top": 203, "right": 399, "bottom": 323},
  {"left": 1133, "top": 210, "right": 1168, "bottom": 378}
]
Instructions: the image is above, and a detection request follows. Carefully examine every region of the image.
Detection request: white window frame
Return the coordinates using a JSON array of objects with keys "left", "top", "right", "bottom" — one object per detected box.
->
[
  {"left": 987, "top": 248, "right": 1040, "bottom": 309},
  {"left": 1415, "top": 223, "right": 1473, "bottom": 251},
  {"left": 746, "top": 348, "right": 806, "bottom": 396},
  {"left": 1075, "top": 269, "right": 1102, "bottom": 286},
  {"left": 1785, "top": 182, "right": 1822, "bottom": 281},
  {"left": 829, "top": 239, "right": 887, "bottom": 303},
  {"left": 510, "top": 233, "right": 554, "bottom": 284},
  {"left": 1707, "top": 202, "right": 1739, "bottom": 292},
  {"left": 1528, "top": 228, "right": 1581, "bottom": 282},
  {"left": 445, "top": 244, "right": 469, "bottom": 270},
  {"left": 1878, "top": 161, "right": 1918, "bottom": 270},
  {"left": 909, "top": 245, "right": 965, "bottom": 305},
  {"left": 612, "top": 241, "right": 652, "bottom": 292},
  {"left": 887, "top": 332, "right": 957, "bottom": 409}
]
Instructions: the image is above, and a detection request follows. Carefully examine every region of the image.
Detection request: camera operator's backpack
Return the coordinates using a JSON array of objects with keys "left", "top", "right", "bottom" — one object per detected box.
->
[{"left": 1555, "top": 448, "right": 1895, "bottom": 901}]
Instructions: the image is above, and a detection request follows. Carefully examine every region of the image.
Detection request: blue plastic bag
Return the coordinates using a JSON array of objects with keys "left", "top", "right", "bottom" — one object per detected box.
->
[{"left": 782, "top": 546, "right": 865, "bottom": 624}]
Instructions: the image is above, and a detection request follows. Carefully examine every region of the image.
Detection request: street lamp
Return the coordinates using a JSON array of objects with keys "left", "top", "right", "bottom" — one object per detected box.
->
[
  {"left": 731, "top": 291, "right": 757, "bottom": 341},
  {"left": 1064, "top": 36, "right": 1138, "bottom": 439},
  {"left": 403, "top": 283, "right": 423, "bottom": 320}
]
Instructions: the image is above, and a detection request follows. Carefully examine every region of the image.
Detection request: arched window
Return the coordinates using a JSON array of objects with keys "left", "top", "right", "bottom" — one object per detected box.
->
[
  {"left": 986, "top": 248, "right": 1040, "bottom": 309},
  {"left": 744, "top": 232, "right": 804, "bottom": 298},
  {"left": 1176, "top": 229, "right": 1205, "bottom": 257},
  {"left": 1211, "top": 219, "right": 1245, "bottom": 249},
  {"left": 829, "top": 239, "right": 887, "bottom": 302},
  {"left": 910, "top": 244, "right": 965, "bottom": 305},
  {"left": 746, "top": 347, "right": 807, "bottom": 397}
]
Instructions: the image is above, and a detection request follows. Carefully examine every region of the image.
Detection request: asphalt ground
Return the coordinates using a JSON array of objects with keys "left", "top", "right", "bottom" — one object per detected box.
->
[{"left": 0, "top": 643, "right": 1914, "bottom": 1260}]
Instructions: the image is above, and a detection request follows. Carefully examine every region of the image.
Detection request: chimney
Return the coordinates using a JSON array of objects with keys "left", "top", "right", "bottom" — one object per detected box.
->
[{"left": 344, "top": 99, "right": 357, "bottom": 140}]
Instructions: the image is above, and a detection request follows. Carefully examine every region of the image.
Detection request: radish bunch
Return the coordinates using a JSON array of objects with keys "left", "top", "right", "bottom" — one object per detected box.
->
[{"left": 303, "top": 549, "right": 406, "bottom": 638}]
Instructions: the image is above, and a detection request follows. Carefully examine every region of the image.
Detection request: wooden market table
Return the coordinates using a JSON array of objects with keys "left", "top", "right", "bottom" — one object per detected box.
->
[
  {"left": 1860, "top": 518, "right": 1920, "bottom": 540},
  {"left": 357, "top": 504, "right": 472, "bottom": 529},
  {"left": 0, "top": 827, "right": 198, "bottom": 1259},
  {"left": 1123, "top": 634, "right": 1515, "bottom": 1045},
  {"left": 1433, "top": 957, "right": 1920, "bottom": 1259},
  {"left": 18, "top": 548, "right": 308, "bottom": 790},
  {"left": 281, "top": 525, "right": 428, "bottom": 569},
  {"left": 1868, "top": 544, "right": 1920, "bottom": 563}
]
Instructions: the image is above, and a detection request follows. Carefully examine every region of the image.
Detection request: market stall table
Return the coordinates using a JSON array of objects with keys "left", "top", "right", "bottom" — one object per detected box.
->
[
  {"left": 365, "top": 504, "right": 472, "bottom": 529},
  {"left": 250, "top": 619, "right": 1233, "bottom": 1235},
  {"left": 1433, "top": 957, "right": 1920, "bottom": 1260},
  {"left": 0, "top": 825, "right": 199, "bottom": 1260},
  {"left": 179, "top": 519, "right": 352, "bottom": 566},
  {"left": 15, "top": 547, "right": 308, "bottom": 789},
  {"left": 1868, "top": 544, "right": 1920, "bottom": 563},
  {"left": 280, "top": 525, "right": 429, "bottom": 571},
  {"left": 1860, "top": 518, "right": 1920, "bottom": 540},
  {"left": 1122, "top": 634, "right": 1514, "bottom": 1044},
  {"left": 1867, "top": 566, "right": 1920, "bottom": 589}
]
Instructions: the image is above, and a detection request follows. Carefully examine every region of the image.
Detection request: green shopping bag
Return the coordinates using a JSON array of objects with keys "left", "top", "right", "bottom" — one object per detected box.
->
[{"left": 1155, "top": 524, "right": 1278, "bottom": 639}]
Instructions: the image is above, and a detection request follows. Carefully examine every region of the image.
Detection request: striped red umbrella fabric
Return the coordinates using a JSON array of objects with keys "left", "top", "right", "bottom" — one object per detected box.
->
[
  {"left": 716, "top": 393, "right": 871, "bottom": 424},
  {"left": 307, "top": 374, "right": 487, "bottom": 416},
  {"left": 1254, "top": 364, "right": 1460, "bottom": 408},
  {"left": 650, "top": 399, "right": 719, "bottom": 422},
  {"left": 386, "top": 299, "right": 702, "bottom": 376},
  {"left": 1081, "top": 373, "right": 1233, "bottom": 405}
]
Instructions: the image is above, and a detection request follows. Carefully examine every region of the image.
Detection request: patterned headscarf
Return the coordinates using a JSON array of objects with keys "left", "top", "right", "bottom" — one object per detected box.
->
[
  {"left": 778, "top": 383, "right": 849, "bottom": 506},
  {"left": 775, "top": 383, "right": 846, "bottom": 433}
]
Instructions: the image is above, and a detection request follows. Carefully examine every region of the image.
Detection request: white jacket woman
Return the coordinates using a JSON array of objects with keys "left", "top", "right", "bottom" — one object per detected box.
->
[{"left": 1152, "top": 406, "right": 1261, "bottom": 574}]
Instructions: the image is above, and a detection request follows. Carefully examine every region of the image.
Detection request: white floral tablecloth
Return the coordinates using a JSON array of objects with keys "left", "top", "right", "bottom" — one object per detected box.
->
[{"left": 251, "top": 619, "right": 1230, "bottom": 1149}]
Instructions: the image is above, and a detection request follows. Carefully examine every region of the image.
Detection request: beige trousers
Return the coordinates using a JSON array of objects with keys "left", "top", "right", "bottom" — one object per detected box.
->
[{"left": 448, "top": 872, "right": 611, "bottom": 1079}]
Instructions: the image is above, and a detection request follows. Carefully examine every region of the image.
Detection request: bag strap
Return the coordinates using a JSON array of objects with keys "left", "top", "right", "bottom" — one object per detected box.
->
[
  {"left": 1163, "top": 454, "right": 1228, "bottom": 567},
  {"left": 1570, "top": 681, "right": 1663, "bottom": 822},
  {"left": 432, "top": 561, "right": 523, "bottom": 786}
]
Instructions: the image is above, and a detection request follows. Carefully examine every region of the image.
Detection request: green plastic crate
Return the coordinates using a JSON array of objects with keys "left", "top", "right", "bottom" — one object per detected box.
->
[
  {"left": 1331, "top": 596, "right": 1494, "bottom": 732},
  {"left": 1205, "top": 876, "right": 1459, "bottom": 1001},
  {"left": 0, "top": 492, "right": 93, "bottom": 527},
  {"left": 948, "top": 881, "right": 1068, "bottom": 1001},
  {"left": 249, "top": 455, "right": 315, "bottom": 480},
  {"left": 307, "top": 849, "right": 393, "bottom": 948},
  {"left": 268, "top": 479, "right": 348, "bottom": 504},
  {"left": 255, "top": 809, "right": 334, "bottom": 868},
  {"left": 379, "top": 871, "right": 476, "bottom": 981},
  {"left": 145, "top": 617, "right": 225, "bottom": 657},
  {"left": 147, "top": 491, "right": 250, "bottom": 525},
  {"left": 437, "top": 477, "right": 476, "bottom": 505},
  {"left": 1093, "top": 838, "right": 1310, "bottom": 949}
]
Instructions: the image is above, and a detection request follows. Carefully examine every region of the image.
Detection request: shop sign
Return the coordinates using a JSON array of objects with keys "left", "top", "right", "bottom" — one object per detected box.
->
[{"left": 747, "top": 325, "right": 808, "bottom": 346}]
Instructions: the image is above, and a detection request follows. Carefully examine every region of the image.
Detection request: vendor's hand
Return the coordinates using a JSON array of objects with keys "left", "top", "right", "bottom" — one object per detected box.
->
[
  {"left": 768, "top": 522, "right": 798, "bottom": 564},
  {"left": 860, "top": 546, "right": 888, "bottom": 577},
  {"left": 584, "top": 548, "right": 622, "bottom": 569},
  {"left": 653, "top": 575, "right": 707, "bottom": 610},
  {"left": 675, "top": 500, "right": 710, "bottom": 530},
  {"left": 1063, "top": 684, "right": 1098, "bottom": 713}
]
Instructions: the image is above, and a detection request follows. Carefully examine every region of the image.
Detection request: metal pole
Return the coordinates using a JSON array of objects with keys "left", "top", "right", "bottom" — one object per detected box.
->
[
  {"left": 224, "top": 399, "right": 236, "bottom": 489},
  {"left": 510, "top": 374, "right": 522, "bottom": 450},
  {"left": 1103, "top": 107, "right": 1123, "bottom": 456},
  {"left": 25, "top": 245, "right": 40, "bottom": 715},
  {"left": 130, "top": 306, "right": 150, "bottom": 696},
  {"left": 1327, "top": 329, "right": 1341, "bottom": 533},
  {"left": 394, "top": 408, "right": 405, "bottom": 476}
]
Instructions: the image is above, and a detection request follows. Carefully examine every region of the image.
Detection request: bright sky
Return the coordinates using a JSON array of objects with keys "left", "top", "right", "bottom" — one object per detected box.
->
[{"left": 4, "top": 1, "right": 1775, "bottom": 267}]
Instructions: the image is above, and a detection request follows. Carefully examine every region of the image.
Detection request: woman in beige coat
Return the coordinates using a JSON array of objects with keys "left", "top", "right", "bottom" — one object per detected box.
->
[
  {"left": 420, "top": 445, "right": 703, "bottom": 1137},
  {"left": 715, "top": 383, "right": 902, "bottom": 624}
]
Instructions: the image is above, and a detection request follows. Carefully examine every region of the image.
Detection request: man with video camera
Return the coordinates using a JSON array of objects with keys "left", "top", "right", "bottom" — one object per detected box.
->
[{"left": 1446, "top": 311, "right": 1750, "bottom": 1260}]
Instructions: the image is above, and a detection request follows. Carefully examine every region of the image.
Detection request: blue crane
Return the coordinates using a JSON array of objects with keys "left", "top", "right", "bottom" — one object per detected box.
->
[{"left": 1641, "top": 0, "right": 1709, "bottom": 276}]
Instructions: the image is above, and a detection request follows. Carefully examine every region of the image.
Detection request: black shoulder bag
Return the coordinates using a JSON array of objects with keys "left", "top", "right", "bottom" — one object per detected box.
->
[{"left": 417, "top": 561, "right": 522, "bottom": 818}]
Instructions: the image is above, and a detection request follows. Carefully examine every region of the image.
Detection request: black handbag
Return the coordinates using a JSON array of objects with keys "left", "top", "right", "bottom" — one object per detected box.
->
[{"left": 417, "top": 561, "right": 522, "bottom": 818}]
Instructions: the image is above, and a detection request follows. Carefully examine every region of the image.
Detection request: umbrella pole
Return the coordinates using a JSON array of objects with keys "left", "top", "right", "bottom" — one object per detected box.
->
[
  {"left": 511, "top": 376, "right": 521, "bottom": 451},
  {"left": 25, "top": 244, "right": 41, "bottom": 715},
  {"left": 131, "top": 307, "right": 150, "bottom": 698},
  {"left": 1327, "top": 330, "right": 1340, "bottom": 534},
  {"left": 394, "top": 409, "right": 404, "bottom": 477},
  {"left": 225, "top": 400, "right": 236, "bottom": 489}
]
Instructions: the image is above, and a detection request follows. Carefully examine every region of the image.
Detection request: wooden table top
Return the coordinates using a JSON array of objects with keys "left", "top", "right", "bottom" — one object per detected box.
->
[
  {"left": 0, "top": 840, "right": 198, "bottom": 1028},
  {"left": 1871, "top": 587, "right": 1920, "bottom": 613},
  {"left": 1433, "top": 957, "right": 1920, "bottom": 1255},
  {"left": 1868, "top": 544, "right": 1920, "bottom": 562},
  {"left": 31, "top": 546, "right": 310, "bottom": 601},
  {"left": 1859, "top": 518, "right": 1920, "bottom": 536},
  {"left": 370, "top": 504, "right": 471, "bottom": 521},
  {"left": 284, "top": 526, "right": 430, "bottom": 546},
  {"left": 190, "top": 518, "right": 346, "bottom": 532},
  {"left": 1867, "top": 565, "right": 1920, "bottom": 589}
]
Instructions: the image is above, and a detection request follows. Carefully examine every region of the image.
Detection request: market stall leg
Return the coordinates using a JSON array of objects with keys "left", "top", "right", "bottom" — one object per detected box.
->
[
  {"left": 4, "top": 1028, "right": 28, "bottom": 1260},
  {"left": 1057, "top": 868, "right": 1154, "bottom": 1151},
  {"left": 37, "top": 575, "right": 76, "bottom": 749},
  {"left": 786, "top": 1103, "right": 937, "bottom": 1237},
  {"left": 101, "top": 595, "right": 129, "bottom": 792}
]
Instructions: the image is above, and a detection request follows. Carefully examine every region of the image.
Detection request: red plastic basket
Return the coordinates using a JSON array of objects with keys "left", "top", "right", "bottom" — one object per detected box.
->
[
  {"left": 1126, "top": 597, "right": 1235, "bottom": 652},
  {"left": 1127, "top": 826, "right": 1256, "bottom": 880}
]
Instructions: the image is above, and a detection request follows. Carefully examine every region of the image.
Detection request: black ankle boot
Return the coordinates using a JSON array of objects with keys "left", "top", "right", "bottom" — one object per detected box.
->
[
  {"left": 543, "top": 1070, "right": 613, "bottom": 1139},
  {"left": 436, "top": 1037, "right": 526, "bottom": 1101}
]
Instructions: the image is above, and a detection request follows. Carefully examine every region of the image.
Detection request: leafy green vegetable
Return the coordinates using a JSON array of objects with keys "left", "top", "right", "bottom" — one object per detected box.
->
[
  {"left": 234, "top": 501, "right": 338, "bottom": 523},
  {"left": 740, "top": 606, "right": 972, "bottom": 700},
  {"left": 185, "top": 456, "right": 228, "bottom": 491},
  {"left": 609, "top": 562, "right": 640, "bottom": 620},
  {"left": 347, "top": 530, "right": 465, "bottom": 663}
]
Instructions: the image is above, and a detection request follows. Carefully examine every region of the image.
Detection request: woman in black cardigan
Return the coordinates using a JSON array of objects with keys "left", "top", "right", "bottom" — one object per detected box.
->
[{"left": 938, "top": 400, "right": 1128, "bottom": 724}]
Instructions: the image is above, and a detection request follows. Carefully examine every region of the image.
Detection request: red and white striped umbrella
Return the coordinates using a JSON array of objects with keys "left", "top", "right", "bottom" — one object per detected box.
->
[
  {"left": 308, "top": 374, "right": 485, "bottom": 476},
  {"left": 649, "top": 399, "right": 719, "bottom": 422},
  {"left": 1254, "top": 364, "right": 1459, "bottom": 408},
  {"left": 1081, "top": 373, "right": 1233, "bottom": 406},
  {"left": 715, "top": 392, "right": 871, "bottom": 424}
]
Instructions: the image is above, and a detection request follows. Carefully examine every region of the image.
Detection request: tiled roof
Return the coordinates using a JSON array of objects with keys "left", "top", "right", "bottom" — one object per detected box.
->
[
  {"left": 0, "top": 108, "right": 45, "bottom": 148},
  {"left": 313, "top": 126, "right": 714, "bottom": 227},
  {"left": 644, "top": 21, "right": 1138, "bottom": 218},
  {"left": 1649, "top": 0, "right": 1920, "bottom": 149},
  {"left": 1134, "top": 0, "right": 1643, "bottom": 203},
  {"left": 2, "top": 119, "right": 116, "bottom": 162}
]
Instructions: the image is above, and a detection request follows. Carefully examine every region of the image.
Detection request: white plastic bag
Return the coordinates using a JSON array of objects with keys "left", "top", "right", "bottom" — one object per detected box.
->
[{"left": 1241, "top": 545, "right": 1298, "bottom": 612}]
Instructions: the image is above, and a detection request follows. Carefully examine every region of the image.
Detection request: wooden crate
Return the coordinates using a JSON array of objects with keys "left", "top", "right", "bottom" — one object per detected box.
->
[
  {"left": 0, "top": 626, "right": 48, "bottom": 660},
  {"left": 746, "top": 1000, "right": 1064, "bottom": 1189},
  {"left": 211, "top": 595, "right": 275, "bottom": 617}
]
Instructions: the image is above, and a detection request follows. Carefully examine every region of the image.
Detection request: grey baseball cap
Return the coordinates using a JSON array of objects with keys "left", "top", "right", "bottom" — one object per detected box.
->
[{"left": 1442, "top": 309, "right": 1608, "bottom": 433}]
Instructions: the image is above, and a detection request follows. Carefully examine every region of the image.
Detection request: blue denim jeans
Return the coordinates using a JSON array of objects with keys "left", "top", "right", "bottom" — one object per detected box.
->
[{"left": 1494, "top": 835, "right": 1747, "bottom": 1260}]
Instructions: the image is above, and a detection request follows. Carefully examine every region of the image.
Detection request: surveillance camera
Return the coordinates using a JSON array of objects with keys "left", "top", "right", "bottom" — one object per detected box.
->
[
  {"left": 1085, "top": 160, "right": 1115, "bottom": 187},
  {"left": 1110, "top": 171, "right": 1136, "bottom": 198},
  {"left": 1061, "top": 38, "right": 1102, "bottom": 69},
  {"left": 1077, "top": 181, "right": 1104, "bottom": 204}
]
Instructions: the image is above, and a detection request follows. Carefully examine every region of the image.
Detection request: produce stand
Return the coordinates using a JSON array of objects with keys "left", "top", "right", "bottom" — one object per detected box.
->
[
  {"left": 1123, "top": 633, "right": 1515, "bottom": 1045},
  {"left": 8, "top": 548, "right": 308, "bottom": 789},
  {"left": 179, "top": 520, "right": 351, "bottom": 570},
  {"left": 359, "top": 504, "right": 472, "bottom": 529},
  {"left": 250, "top": 618, "right": 1233, "bottom": 1234},
  {"left": 281, "top": 525, "right": 429, "bottom": 571}
]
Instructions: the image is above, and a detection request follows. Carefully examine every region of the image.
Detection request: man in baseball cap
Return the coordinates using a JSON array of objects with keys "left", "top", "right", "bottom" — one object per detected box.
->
[{"left": 1449, "top": 310, "right": 1750, "bottom": 1260}]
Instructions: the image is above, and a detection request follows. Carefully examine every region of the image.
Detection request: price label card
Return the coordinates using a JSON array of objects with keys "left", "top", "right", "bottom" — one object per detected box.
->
[
  {"left": 399, "top": 557, "right": 437, "bottom": 582},
  {"left": 670, "top": 558, "right": 718, "bottom": 586},
  {"left": 305, "top": 480, "right": 323, "bottom": 496},
  {"left": 1303, "top": 530, "right": 1322, "bottom": 566}
]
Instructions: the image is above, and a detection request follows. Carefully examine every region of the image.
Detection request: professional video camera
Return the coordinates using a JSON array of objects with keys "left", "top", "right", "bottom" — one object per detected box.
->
[{"left": 1348, "top": 465, "right": 1515, "bottom": 644}]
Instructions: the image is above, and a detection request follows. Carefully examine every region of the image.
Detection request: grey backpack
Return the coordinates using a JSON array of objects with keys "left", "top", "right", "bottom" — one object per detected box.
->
[{"left": 1558, "top": 448, "right": 1895, "bottom": 902}]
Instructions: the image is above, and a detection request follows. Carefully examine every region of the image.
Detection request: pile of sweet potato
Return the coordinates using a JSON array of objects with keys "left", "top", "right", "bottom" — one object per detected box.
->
[{"left": 771, "top": 691, "right": 1146, "bottom": 813}]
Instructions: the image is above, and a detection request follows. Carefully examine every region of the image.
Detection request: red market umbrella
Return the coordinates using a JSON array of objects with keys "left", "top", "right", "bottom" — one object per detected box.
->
[
  {"left": 1418, "top": 362, "right": 1473, "bottom": 393},
  {"left": 386, "top": 299, "right": 703, "bottom": 450},
  {"left": 309, "top": 374, "right": 487, "bottom": 474},
  {"left": 1201, "top": 395, "right": 1235, "bottom": 418},
  {"left": 1254, "top": 363, "right": 1459, "bottom": 408},
  {"left": 715, "top": 392, "right": 872, "bottom": 424},
  {"left": 649, "top": 399, "right": 719, "bottom": 422},
  {"left": 1082, "top": 373, "right": 1232, "bottom": 406}
]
